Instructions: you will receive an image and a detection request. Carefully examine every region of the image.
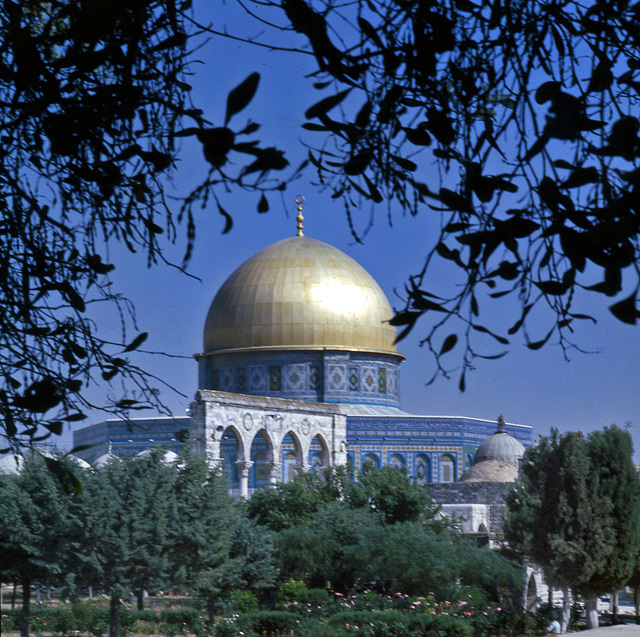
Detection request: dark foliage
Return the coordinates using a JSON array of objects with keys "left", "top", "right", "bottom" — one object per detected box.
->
[
  {"left": 0, "top": 0, "right": 292, "bottom": 455},
  {"left": 233, "top": 0, "right": 640, "bottom": 386}
]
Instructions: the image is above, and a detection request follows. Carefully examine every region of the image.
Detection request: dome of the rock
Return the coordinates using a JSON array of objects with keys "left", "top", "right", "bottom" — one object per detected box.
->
[{"left": 203, "top": 236, "right": 400, "bottom": 357}]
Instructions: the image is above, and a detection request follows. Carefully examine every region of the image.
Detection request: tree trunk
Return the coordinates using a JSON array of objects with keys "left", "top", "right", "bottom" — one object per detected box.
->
[
  {"left": 136, "top": 591, "right": 144, "bottom": 611},
  {"left": 11, "top": 581, "right": 17, "bottom": 609},
  {"left": 207, "top": 597, "right": 216, "bottom": 633},
  {"left": 109, "top": 595, "right": 121, "bottom": 637},
  {"left": 634, "top": 586, "right": 639, "bottom": 625},
  {"left": 585, "top": 598, "right": 599, "bottom": 630},
  {"left": 561, "top": 587, "right": 571, "bottom": 634},
  {"left": 612, "top": 591, "right": 618, "bottom": 623},
  {"left": 20, "top": 576, "right": 31, "bottom": 637}
]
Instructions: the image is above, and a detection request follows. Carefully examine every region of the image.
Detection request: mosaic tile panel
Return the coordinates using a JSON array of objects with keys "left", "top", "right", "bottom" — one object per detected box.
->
[
  {"left": 236, "top": 367, "right": 247, "bottom": 393},
  {"left": 327, "top": 363, "right": 347, "bottom": 392},
  {"left": 219, "top": 367, "right": 235, "bottom": 392},
  {"left": 378, "top": 367, "right": 387, "bottom": 394},
  {"left": 269, "top": 365, "right": 282, "bottom": 392},
  {"left": 284, "top": 364, "right": 306, "bottom": 393},
  {"left": 248, "top": 365, "right": 268, "bottom": 393},
  {"left": 309, "top": 365, "right": 322, "bottom": 391},
  {"left": 348, "top": 366, "right": 359, "bottom": 392},
  {"left": 387, "top": 368, "right": 396, "bottom": 396},
  {"left": 361, "top": 366, "right": 377, "bottom": 393}
]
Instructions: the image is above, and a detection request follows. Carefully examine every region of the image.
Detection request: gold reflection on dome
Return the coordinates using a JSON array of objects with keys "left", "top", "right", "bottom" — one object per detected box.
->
[{"left": 203, "top": 236, "right": 401, "bottom": 357}]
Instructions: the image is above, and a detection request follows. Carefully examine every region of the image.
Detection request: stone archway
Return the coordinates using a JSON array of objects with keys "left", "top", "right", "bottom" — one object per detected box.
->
[{"left": 190, "top": 390, "right": 348, "bottom": 494}]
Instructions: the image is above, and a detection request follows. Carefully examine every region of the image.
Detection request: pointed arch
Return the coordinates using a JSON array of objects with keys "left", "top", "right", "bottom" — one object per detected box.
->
[
  {"left": 414, "top": 454, "right": 430, "bottom": 485},
  {"left": 280, "top": 430, "right": 303, "bottom": 482},
  {"left": 362, "top": 452, "right": 380, "bottom": 471},
  {"left": 439, "top": 454, "right": 456, "bottom": 483},
  {"left": 388, "top": 453, "right": 406, "bottom": 470},
  {"left": 309, "top": 432, "right": 330, "bottom": 472},
  {"left": 220, "top": 425, "right": 243, "bottom": 490},
  {"left": 250, "top": 428, "right": 274, "bottom": 490}
]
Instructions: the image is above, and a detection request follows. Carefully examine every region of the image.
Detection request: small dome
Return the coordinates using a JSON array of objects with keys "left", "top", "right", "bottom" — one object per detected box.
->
[
  {"left": 68, "top": 455, "right": 91, "bottom": 470},
  {"left": 460, "top": 459, "right": 519, "bottom": 483},
  {"left": 203, "top": 236, "right": 401, "bottom": 358},
  {"left": 93, "top": 451, "right": 119, "bottom": 468},
  {"left": 0, "top": 454, "right": 23, "bottom": 475},
  {"left": 136, "top": 449, "right": 179, "bottom": 464},
  {"left": 474, "top": 415, "right": 525, "bottom": 467}
]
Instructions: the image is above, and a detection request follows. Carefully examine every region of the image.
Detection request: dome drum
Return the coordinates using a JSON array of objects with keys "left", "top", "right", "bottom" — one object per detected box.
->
[{"left": 198, "top": 348, "right": 401, "bottom": 408}]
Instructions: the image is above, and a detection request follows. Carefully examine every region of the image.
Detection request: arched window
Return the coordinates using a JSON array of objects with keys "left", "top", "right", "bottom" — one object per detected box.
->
[
  {"left": 414, "top": 454, "right": 430, "bottom": 485},
  {"left": 284, "top": 451, "right": 297, "bottom": 482},
  {"left": 362, "top": 452, "right": 380, "bottom": 471},
  {"left": 252, "top": 452, "right": 269, "bottom": 487},
  {"left": 439, "top": 454, "right": 456, "bottom": 483},
  {"left": 388, "top": 453, "right": 405, "bottom": 470}
]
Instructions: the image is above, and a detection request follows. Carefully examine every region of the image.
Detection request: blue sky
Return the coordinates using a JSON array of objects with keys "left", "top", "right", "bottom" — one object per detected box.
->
[{"left": 65, "top": 2, "right": 640, "bottom": 462}]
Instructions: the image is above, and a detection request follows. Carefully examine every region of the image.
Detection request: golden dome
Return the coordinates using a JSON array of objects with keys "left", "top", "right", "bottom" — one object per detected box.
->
[{"left": 203, "top": 236, "right": 401, "bottom": 357}]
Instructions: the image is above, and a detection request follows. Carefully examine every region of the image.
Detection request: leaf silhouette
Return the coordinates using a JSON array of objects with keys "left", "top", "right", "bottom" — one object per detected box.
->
[{"left": 225, "top": 73, "right": 260, "bottom": 125}]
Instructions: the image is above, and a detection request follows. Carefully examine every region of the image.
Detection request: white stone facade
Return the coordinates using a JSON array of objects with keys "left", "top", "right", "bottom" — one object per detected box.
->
[{"left": 190, "top": 389, "right": 348, "bottom": 496}]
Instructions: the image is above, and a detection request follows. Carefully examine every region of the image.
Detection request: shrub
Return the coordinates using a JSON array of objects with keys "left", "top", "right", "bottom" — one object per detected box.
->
[
  {"left": 1, "top": 610, "right": 19, "bottom": 632},
  {"left": 295, "top": 617, "right": 338, "bottom": 637},
  {"left": 328, "top": 610, "right": 472, "bottom": 637},
  {"left": 160, "top": 606, "right": 202, "bottom": 629},
  {"left": 228, "top": 589, "right": 259, "bottom": 613},
  {"left": 279, "top": 578, "right": 309, "bottom": 603},
  {"left": 52, "top": 607, "right": 77, "bottom": 635},
  {"left": 329, "top": 610, "right": 412, "bottom": 637},
  {"left": 214, "top": 613, "right": 242, "bottom": 637},
  {"left": 305, "top": 588, "right": 329, "bottom": 606},
  {"left": 238, "top": 610, "right": 301, "bottom": 635},
  {"left": 130, "top": 618, "right": 161, "bottom": 634}
]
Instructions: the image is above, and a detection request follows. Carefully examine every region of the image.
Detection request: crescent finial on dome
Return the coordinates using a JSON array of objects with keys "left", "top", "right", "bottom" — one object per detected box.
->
[{"left": 295, "top": 194, "right": 305, "bottom": 236}]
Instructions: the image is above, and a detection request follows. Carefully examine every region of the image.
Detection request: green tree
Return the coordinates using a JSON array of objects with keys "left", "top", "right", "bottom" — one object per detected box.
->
[
  {"left": 504, "top": 427, "right": 640, "bottom": 631},
  {"left": 248, "top": 465, "right": 441, "bottom": 531},
  {"left": 247, "top": 467, "right": 345, "bottom": 531},
  {"left": 277, "top": 500, "right": 380, "bottom": 590},
  {"left": 356, "top": 464, "right": 439, "bottom": 524},
  {"left": 80, "top": 457, "right": 136, "bottom": 637},
  {"left": 124, "top": 450, "right": 178, "bottom": 610},
  {"left": 575, "top": 426, "right": 640, "bottom": 627},
  {"left": 629, "top": 555, "right": 640, "bottom": 625},
  {"left": 230, "top": 0, "right": 640, "bottom": 385},
  {"left": 0, "top": 0, "right": 292, "bottom": 455},
  {"left": 0, "top": 453, "right": 83, "bottom": 637},
  {"left": 78, "top": 452, "right": 179, "bottom": 636},
  {"left": 169, "top": 453, "right": 250, "bottom": 629},
  {"left": 230, "top": 516, "right": 280, "bottom": 595}
]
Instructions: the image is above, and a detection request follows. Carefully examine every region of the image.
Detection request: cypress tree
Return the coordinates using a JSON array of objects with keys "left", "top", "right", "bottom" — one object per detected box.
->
[{"left": 505, "top": 427, "right": 640, "bottom": 631}]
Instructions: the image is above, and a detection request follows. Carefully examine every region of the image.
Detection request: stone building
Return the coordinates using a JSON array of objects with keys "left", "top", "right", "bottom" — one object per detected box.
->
[{"left": 75, "top": 212, "right": 533, "bottom": 494}]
